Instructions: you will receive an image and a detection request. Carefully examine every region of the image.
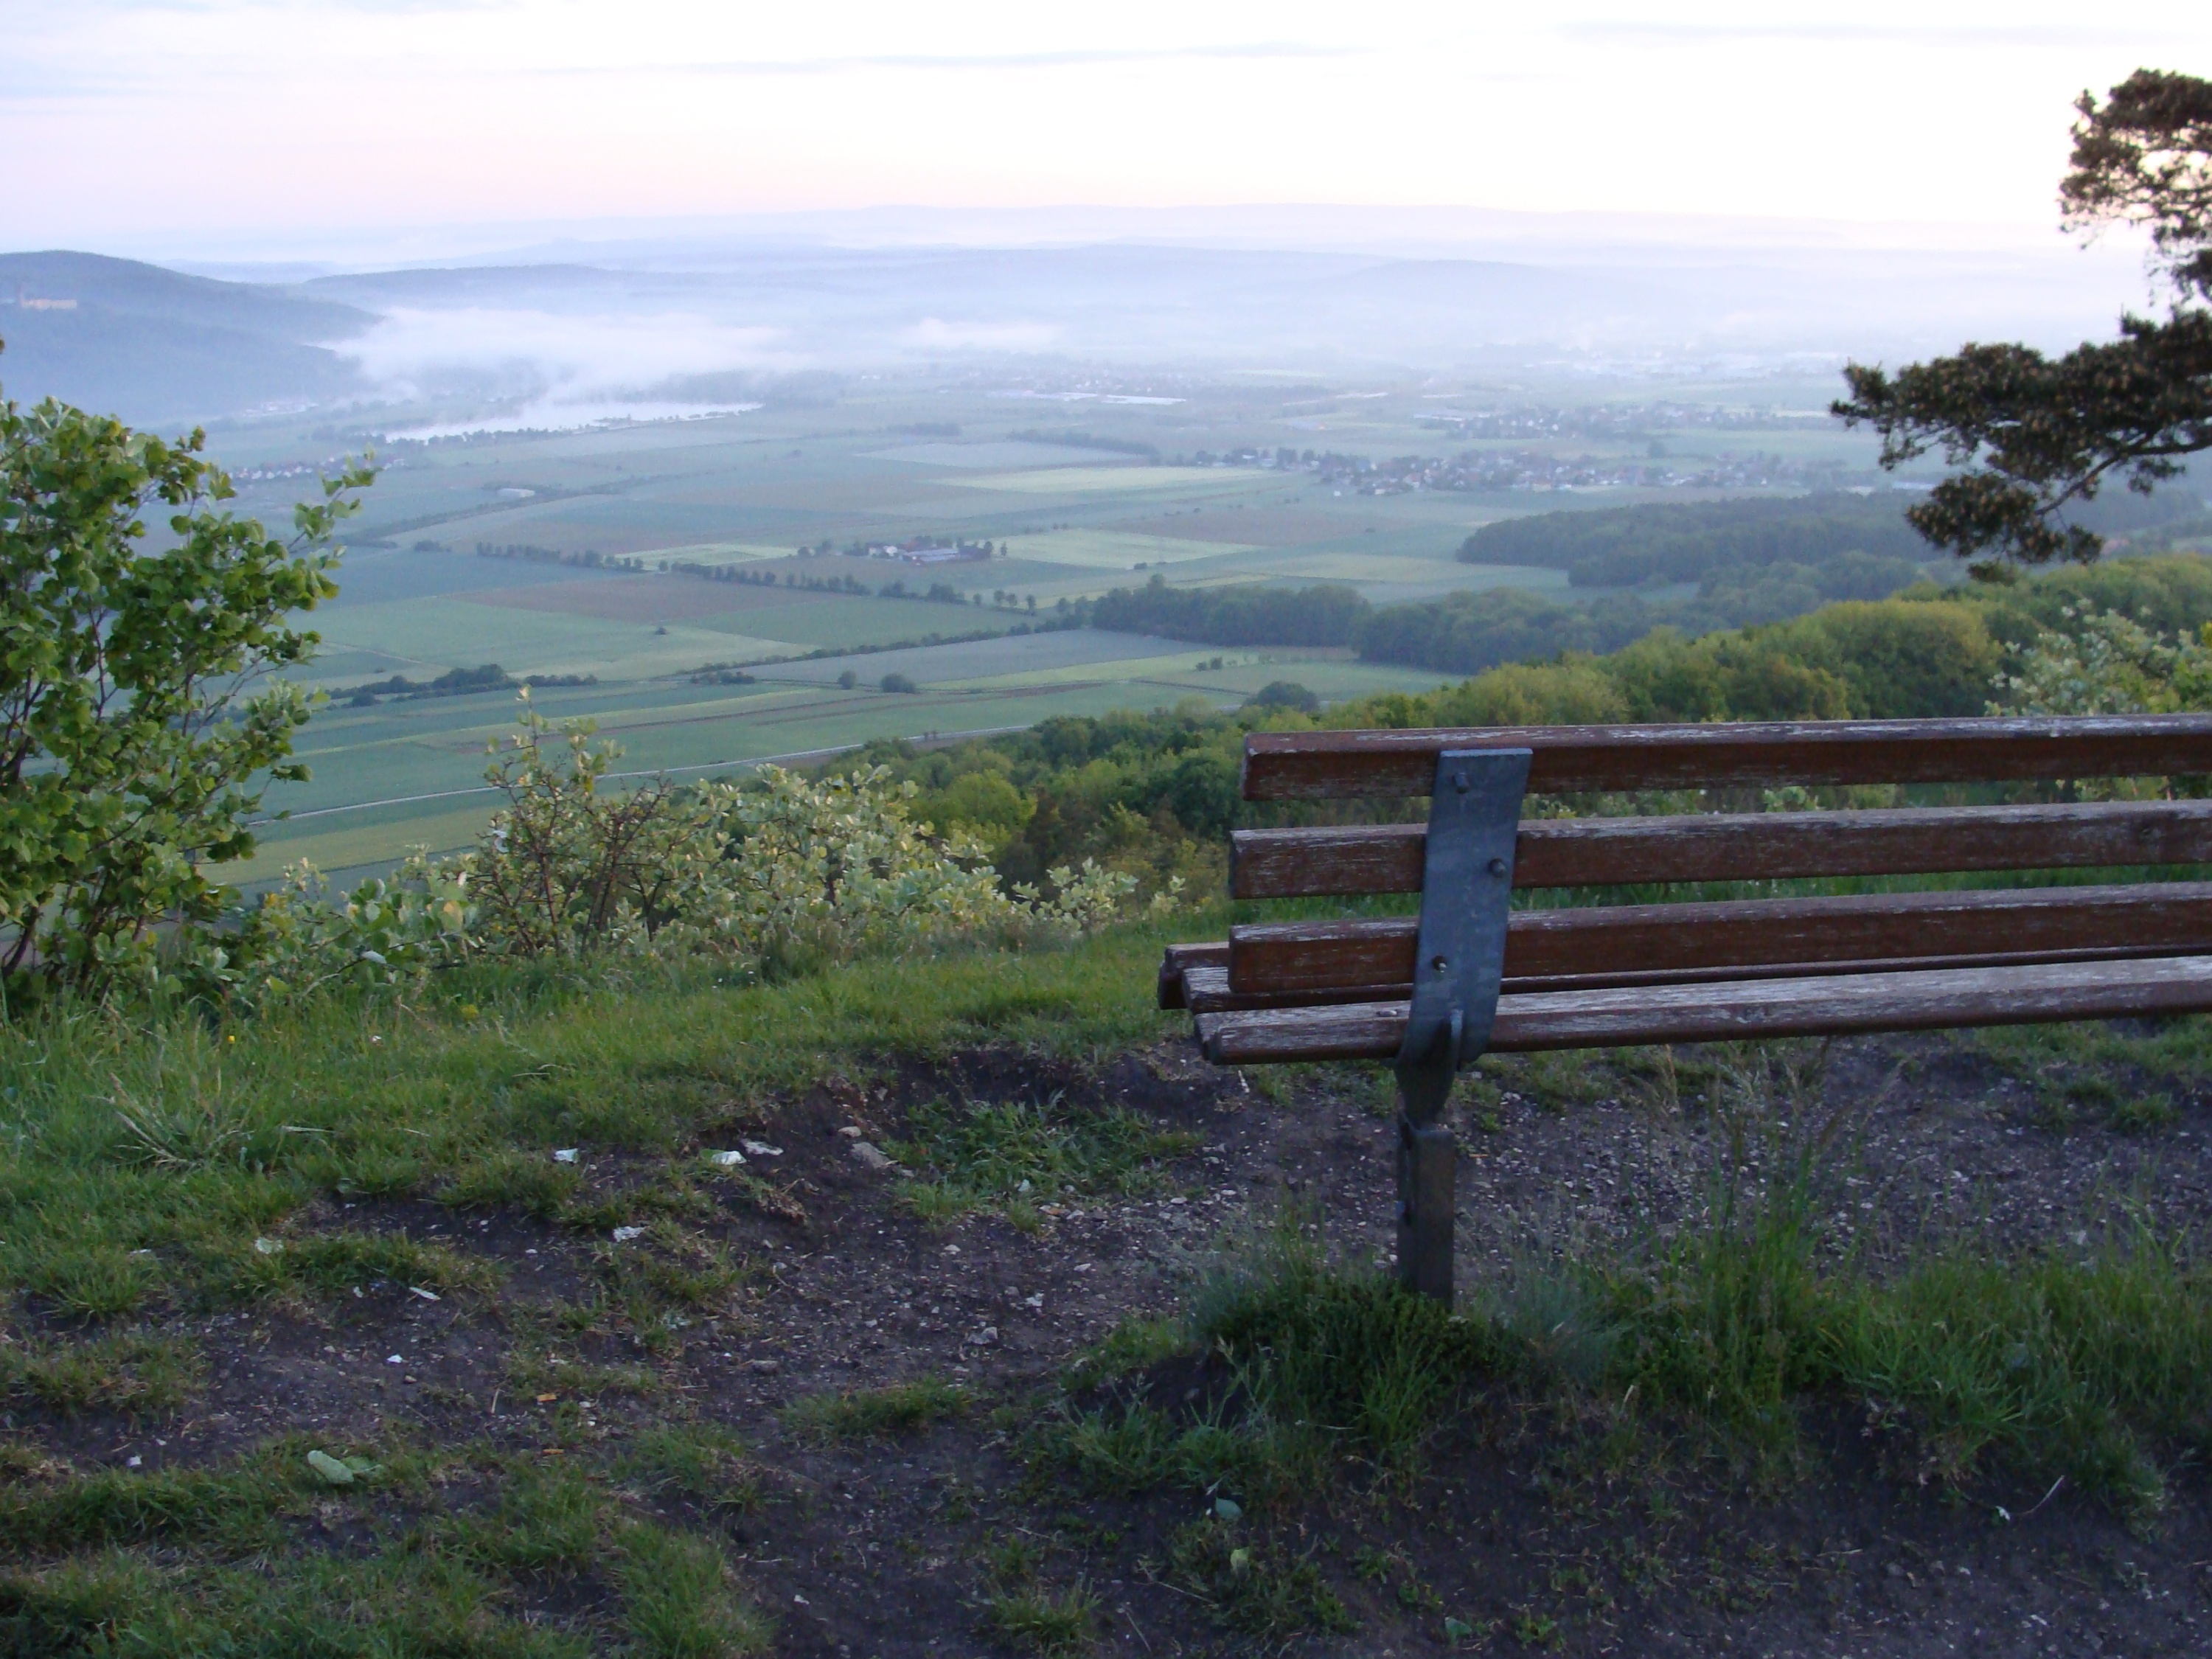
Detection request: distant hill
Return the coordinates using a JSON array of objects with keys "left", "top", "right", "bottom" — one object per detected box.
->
[{"left": 0, "top": 251, "right": 374, "bottom": 426}]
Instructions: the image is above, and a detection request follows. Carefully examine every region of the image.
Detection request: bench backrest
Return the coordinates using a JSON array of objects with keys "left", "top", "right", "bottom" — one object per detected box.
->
[{"left": 1166, "top": 714, "right": 2212, "bottom": 1062}]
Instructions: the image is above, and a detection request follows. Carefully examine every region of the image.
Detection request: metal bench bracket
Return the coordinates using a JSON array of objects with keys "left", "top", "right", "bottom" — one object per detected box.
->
[{"left": 1391, "top": 746, "right": 1531, "bottom": 1302}]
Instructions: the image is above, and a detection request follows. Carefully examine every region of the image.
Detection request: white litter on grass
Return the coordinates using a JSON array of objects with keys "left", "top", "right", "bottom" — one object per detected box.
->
[
  {"left": 253, "top": 1237, "right": 284, "bottom": 1255},
  {"left": 408, "top": 1287, "right": 440, "bottom": 1301},
  {"left": 553, "top": 1148, "right": 579, "bottom": 1164},
  {"left": 742, "top": 1141, "right": 782, "bottom": 1158},
  {"left": 706, "top": 1150, "right": 745, "bottom": 1168},
  {"left": 612, "top": 1226, "right": 644, "bottom": 1243}
]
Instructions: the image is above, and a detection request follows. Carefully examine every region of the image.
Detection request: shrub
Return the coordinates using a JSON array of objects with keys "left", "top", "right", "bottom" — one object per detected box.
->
[
  {"left": 1244, "top": 681, "right": 1320, "bottom": 714},
  {"left": 240, "top": 703, "right": 1164, "bottom": 997},
  {"left": 0, "top": 389, "right": 370, "bottom": 994},
  {"left": 1994, "top": 602, "right": 2212, "bottom": 715}
]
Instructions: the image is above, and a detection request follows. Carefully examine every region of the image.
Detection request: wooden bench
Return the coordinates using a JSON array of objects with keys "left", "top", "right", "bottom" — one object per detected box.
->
[{"left": 1161, "top": 715, "right": 2212, "bottom": 1303}]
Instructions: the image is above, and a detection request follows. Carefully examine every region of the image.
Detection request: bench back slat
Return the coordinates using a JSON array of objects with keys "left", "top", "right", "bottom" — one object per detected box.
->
[
  {"left": 1196, "top": 954, "right": 2212, "bottom": 1063},
  {"left": 1241, "top": 715, "right": 2212, "bottom": 801},
  {"left": 1230, "top": 799, "right": 2212, "bottom": 900},
  {"left": 1227, "top": 881, "right": 2212, "bottom": 995}
]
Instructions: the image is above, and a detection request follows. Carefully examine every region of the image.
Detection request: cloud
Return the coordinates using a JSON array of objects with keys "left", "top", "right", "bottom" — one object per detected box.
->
[{"left": 337, "top": 306, "right": 794, "bottom": 400}]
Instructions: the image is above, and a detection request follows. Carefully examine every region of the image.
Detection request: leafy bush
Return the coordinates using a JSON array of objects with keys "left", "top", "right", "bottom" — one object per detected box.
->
[
  {"left": 1244, "top": 681, "right": 1320, "bottom": 713},
  {"left": 0, "top": 389, "right": 369, "bottom": 994},
  {"left": 1994, "top": 602, "right": 2212, "bottom": 715},
  {"left": 240, "top": 700, "right": 1168, "bottom": 998}
]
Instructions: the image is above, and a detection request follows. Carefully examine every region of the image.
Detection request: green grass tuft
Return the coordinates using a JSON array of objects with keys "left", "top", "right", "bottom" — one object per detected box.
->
[
  {"left": 1164, "top": 1518, "right": 1353, "bottom": 1638},
  {"left": 1060, "top": 1316, "right": 1188, "bottom": 1391},
  {"left": 780, "top": 1378, "right": 972, "bottom": 1442},
  {"left": 616, "top": 1422, "right": 762, "bottom": 1512},
  {"left": 0, "top": 1332, "right": 202, "bottom": 1419},
  {"left": 986, "top": 1581, "right": 1099, "bottom": 1655},
  {"left": 617, "top": 1520, "right": 774, "bottom": 1658},
  {"left": 893, "top": 1089, "right": 1198, "bottom": 1221}
]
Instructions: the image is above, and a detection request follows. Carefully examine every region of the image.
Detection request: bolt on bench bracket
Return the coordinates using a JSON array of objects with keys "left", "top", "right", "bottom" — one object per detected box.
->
[{"left": 1392, "top": 747, "right": 1531, "bottom": 1303}]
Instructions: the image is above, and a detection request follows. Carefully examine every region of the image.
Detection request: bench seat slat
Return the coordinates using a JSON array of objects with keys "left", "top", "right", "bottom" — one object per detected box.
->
[
  {"left": 1196, "top": 954, "right": 2212, "bottom": 1063},
  {"left": 1158, "top": 942, "right": 1229, "bottom": 1009},
  {"left": 1180, "top": 963, "right": 1410, "bottom": 1015},
  {"left": 1228, "top": 881, "right": 2212, "bottom": 994},
  {"left": 1242, "top": 716, "right": 2212, "bottom": 801},
  {"left": 1184, "top": 947, "right": 2199, "bottom": 1015},
  {"left": 1231, "top": 799, "right": 2212, "bottom": 900}
]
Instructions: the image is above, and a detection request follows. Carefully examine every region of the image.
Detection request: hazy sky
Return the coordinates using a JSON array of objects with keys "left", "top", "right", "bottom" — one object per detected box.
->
[{"left": 7, "top": 0, "right": 2211, "bottom": 257}]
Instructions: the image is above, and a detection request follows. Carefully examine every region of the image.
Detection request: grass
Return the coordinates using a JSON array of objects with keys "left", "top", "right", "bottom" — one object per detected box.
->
[
  {"left": 0, "top": 1435, "right": 771, "bottom": 1655},
  {"left": 615, "top": 1422, "right": 762, "bottom": 1512},
  {"left": 1041, "top": 1167, "right": 2212, "bottom": 1522},
  {"left": 1163, "top": 1517, "right": 1354, "bottom": 1638},
  {"left": 0, "top": 1332, "right": 202, "bottom": 1419},
  {"left": 780, "top": 1377, "right": 973, "bottom": 1442},
  {"left": 0, "top": 923, "right": 1184, "bottom": 1321},
  {"left": 892, "top": 1088, "right": 1200, "bottom": 1223},
  {"left": 985, "top": 1581, "right": 1100, "bottom": 1654}
]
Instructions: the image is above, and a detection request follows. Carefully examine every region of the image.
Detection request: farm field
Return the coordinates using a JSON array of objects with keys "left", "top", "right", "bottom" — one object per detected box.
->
[
  {"left": 238, "top": 633, "right": 1450, "bottom": 888},
  {"left": 199, "top": 375, "right": 1884, "bottom": 883}
]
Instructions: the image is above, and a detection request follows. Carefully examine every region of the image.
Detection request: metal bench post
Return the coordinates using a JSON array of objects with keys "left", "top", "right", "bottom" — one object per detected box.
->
[{"left": 1393, "top": 748, "right": 1531, "bottom": 1304}]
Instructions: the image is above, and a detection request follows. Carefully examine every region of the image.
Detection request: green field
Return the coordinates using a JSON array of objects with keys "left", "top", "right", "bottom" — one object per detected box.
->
[
  {"left": 195, "top": 375, "right": 1882, "bottom": 883},
  {"left": 1000, "top": 528, "right": 1261, "bottom": 568}
]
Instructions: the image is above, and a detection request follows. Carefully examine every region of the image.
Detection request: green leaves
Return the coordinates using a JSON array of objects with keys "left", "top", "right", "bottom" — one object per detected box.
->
[
  {"left": 1834, "top": 312, "right": 2212, "bottom": 577},
  {"left": 303, "top": 1450, "right": 378, "bottom": 1487},
  {"left": 2063, "top": 70, "right": 2212, "bottom": 305},
  {"left": 0, "top": 386, "right": 372, "bottom": 994},
  {"left": 1833, "top": 71, "right": 2212, "bottom": 577}
]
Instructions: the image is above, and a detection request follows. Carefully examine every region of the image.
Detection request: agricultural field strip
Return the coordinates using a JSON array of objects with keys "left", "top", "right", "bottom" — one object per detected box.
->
[
  {"left": 630, "top": 542, "right": 813, "bottom": 566},
  {"left": 991, "top": 529, "right": 1265, "bottom": 568},
  {"left": 946, "top": 465, "right": 1265, "bottom": 497},
  {"left": 310, "top": 596, "right": 795, "bottom": 681},
  {"left": 932, "top": 651, "right": 1287, "bottom": 692},
  {"left": 292, "top": 685, "right": 841, "bottom": 766}
]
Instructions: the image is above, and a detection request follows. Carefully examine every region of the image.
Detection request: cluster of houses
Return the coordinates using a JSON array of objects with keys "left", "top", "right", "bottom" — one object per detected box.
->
[
  {"left": 1192, "top": 445, "right": 1832, "bottom": 496},
  {"left": 863, "top": 538, "right": 999, "bottom": 566}
]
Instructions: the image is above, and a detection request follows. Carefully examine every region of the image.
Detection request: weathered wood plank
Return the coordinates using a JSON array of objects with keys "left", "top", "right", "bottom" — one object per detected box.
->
[
  {"left": 1158, "top": 942, "right": 1228, "bottom": 1009},
  {"left": 1181, "top": 963, "right": 1411, "bottom": 1015},
  {"left": 1227, "top": 882, "right": 2212, "bottom": 993},
  {"left": 1196, "top": 955, "right": 2212, "bottom": 1063},
  {"left": 1241, "top": 716, "right": 2212, "bottom": 801},
  {"left": 1229, "top": 799, "right": 2212, "bottom": 899}
]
